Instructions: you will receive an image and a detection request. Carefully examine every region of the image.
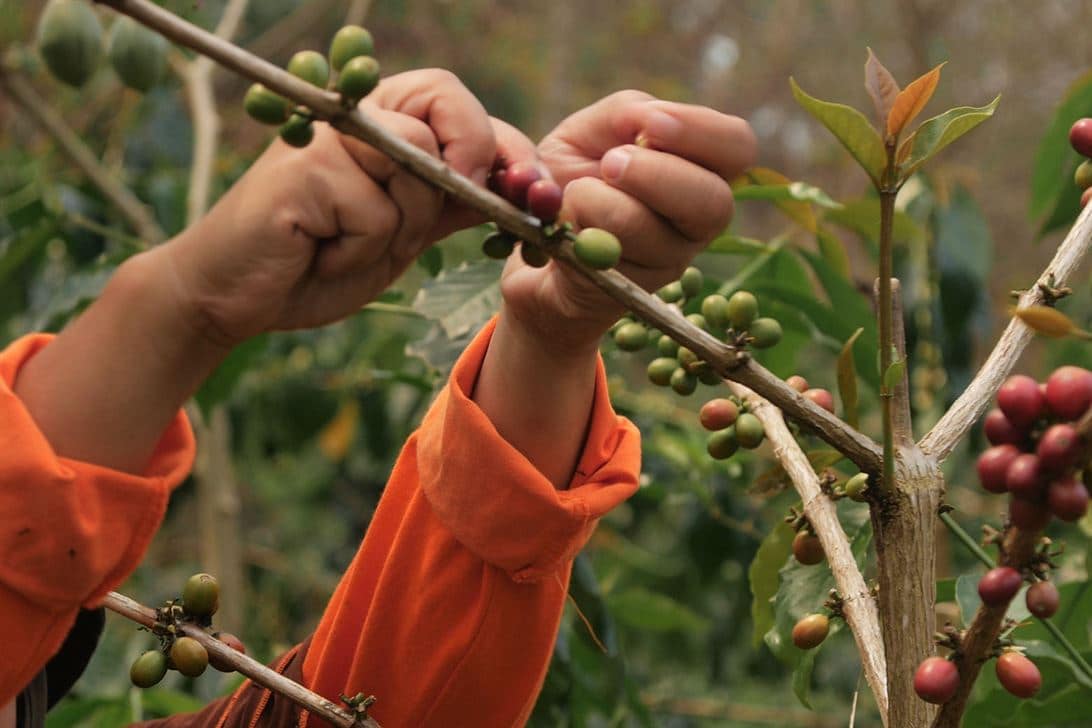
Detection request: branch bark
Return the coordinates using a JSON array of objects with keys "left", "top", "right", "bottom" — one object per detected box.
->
[
  {"left": 920, "top": 204, "right": 1092, "bottom": 461},
  {"left": 102, "top": 591, "right": 380, "bottom": 728}
]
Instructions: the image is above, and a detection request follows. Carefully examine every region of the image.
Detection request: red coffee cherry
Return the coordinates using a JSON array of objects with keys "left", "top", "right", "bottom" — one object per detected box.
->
[
  {"left": 1070, "top": 118, "right": 1092, "bottom": 158},
  {"left": 997, "top": 375, "right": 1046, "bottom": 428},
  {"left": 1025, "top": 580, "right": 1060, "bottom": 619},
  {"left": 791, "top": 613, "right": 829, "bottom": 649},
  {"left": 786, "top": 375, "right": 809, "bottom": 393},
  {"left": 977, "top": 444, "right": 1020, "bottom": 494},
  {"left": 1044, "top": 365, "right": 1092, "bottom": 420},
  {"left": 792, "top": 531, "right": 825, "bottom": 566},
  {"left": 209, "top": 631, "right": 247, "bottom": 672},
  {"left": 502, "top": 161, "right": 541, "bottom": 209},
  {"left": 984, "top": 409, "right": 1026, "bottom": 448},
  {"left": 1037, "top": 424, "right": 1082, "bottom": 473},
  {"left": 913, "top": 656, "right": 959, "bottom": 705},
  {"left": 803, "top": 388, "right": 835, "bottom": 413},
  {"left": 1047, "top": 476, "right": 1090, "bottom": 522},
  {"left": 1009, "top": 496, "right": 1053, "bottom": 531},
  {"left": 1005, "top": 454, "right": 1044, "bottom": 497},
  {"left": 699, "top": 398, "right": 739, "bottom": 431},
  {"left": 978, "top": 566, "right": 1023, "bottom": 606},
  {"left": 996, "top": 652, "right": 1042, "bottom": 699},
  {"left": 527, "top": 179, "right": 563, "bottom": 223}
]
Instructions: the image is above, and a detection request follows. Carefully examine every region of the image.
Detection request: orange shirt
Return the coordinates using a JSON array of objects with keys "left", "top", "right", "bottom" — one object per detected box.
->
[{"left": 1, "top": 319, "right": 640, "bottom": 725}]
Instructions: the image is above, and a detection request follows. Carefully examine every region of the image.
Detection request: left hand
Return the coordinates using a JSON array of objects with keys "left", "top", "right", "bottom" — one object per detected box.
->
[{"left": 498, "top": 90, "right": 757, "bottom": 356}]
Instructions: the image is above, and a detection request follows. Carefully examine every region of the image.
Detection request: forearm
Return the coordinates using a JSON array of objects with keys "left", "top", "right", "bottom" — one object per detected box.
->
[
  {"left": 12, "top": 241, "right": 229, "bottom": 473},
  {"left": 471, "top": 304, "right": 600, "bottom": 489}
]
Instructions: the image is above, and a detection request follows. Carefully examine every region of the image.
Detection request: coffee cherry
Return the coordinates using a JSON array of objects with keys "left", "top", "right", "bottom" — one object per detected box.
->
[
  {"left": 706, "top": 427, "right": 738, "bottom": 459},
  {"left": 527, "top": 179, "right": 563, "bottom": 223},
  {"left": 657, "top": 281, "right": 685, "bottom": 303},
  {"left": 1005, "top": 454, "right": 1044, "bottom": 497},
  {"left": 735, "top": 412, "right": 765, "bottom": 449},
  {"left": 520, "top": 242, "right": 550, "bottom": 268},
  {"left": 169, "top": 636, "right": 209, "bottom": 678},
  {"left": 726, "top": 291, "right": 759, "bottom": 329},
  {"left": 107, "top": 16, "right": 167, "bottom": 92},
  {"left": 1009, "top": 496, "right": 1052, "bottom": 531},
  {"left": 984, "top": 408, "right": 1027, "bottom": 447},
  {"left": 37, "top": 0, "right": 103, "bottom": 88},
  {"left": 1047, "top": 476, "right": 1090, "bottom": 522},
  {"left": 279, "top": 113, "right": 314, "bottom": 148},
  {"left": 1044, "top": 365, "right": 1092, "bottom": 420},
  {"left": 792, "top": 531, "right": 824, "bottom": 565},
  {"left": 748, "top": 318, "right": 783, "bottom": 349},
  {"left": 614, "top": 322, "right": 648, "bottom": 351},
  {"left": 699, "top": 295, "right": 730, "bottom": 331},
  {"left": 1070, "top": 118, "right": 1092, "bottom": 158},
  {"left": 573, "top": 228, "right": 622, "bottom": 270},
  {"left": 844, "top": 473, "right": 869, "bottom": 502},
  {"left": 913, "top": 656, "right": 959, "bottom": 704},
  {"left": 791, "top": 614, "right": 829, "bottom": 649},
  {"left": 209, "top": 631, "right": 247, "bottom": 672},
  {"left": 978, "top": 566, "right": 1023, "bottom": 606},
  {"left": 502, "top": 162, "right": 541, "bottom": 209},
  {"left": 1037, "top": 424, "right": 1082, "bottom": 473},
  {"left": 786, "top": 375, "right": 809, "bottom": 393},
  {"left": 670, "top": 368, "right": 697, "bottom": 396},
  {"left": 696, "top": 364, "right": 721, "bottom": 386},
  {"left": 996, "top": 652, "right": 1041, "bottom": 699},
  {"left": 481, "top": 231, "right": 516, "bottom": 259},
  {"left": 337, "top": 55, "right": 380, "bottom": 102},
  {"left": 685, "top": 313, "right": 708, "bottom": 331},
  {"left": 700, "top": 398, "right": 739, "bottom": 430},
  {"left": 183, "top": 573, "right": 220, "bottom": 619},
  {"left": 1077, "top": 160, "right": 1092, "bottom": 191},
  {"left": 803, "top": 388, "right": 835, "bottom": 413},
  {"left": 244, "top": 83, "right": 292, "bottom": 125},
  {"left": 329, "top": 25, "right": 374, "bottom": 72},
  {"left": 647, "top": 358, "right": 677, "bottom": 386},
  {"left": 679, "top": 267, "right": 703, "bottom": 298},
  {"left": 288, "top": 50, "right": 330, "bottom": 88},
  {"left": 676, "top": 347, "right": 699, "bottom": 370},
  {"left": 998, "top": 375, "right": 1046, "bottom": 428},
  {"left": 657, "top": 335, "right": 679, "bottom": 357},
  {"left": 1025, "top": 580, "right": 1060, "bottom": 619},
  {"left": 977, "top": 444, "right": 1020, "bottom": 494},
  {"left": 130, "top": 650, "right": 168, "bottom": 688}
]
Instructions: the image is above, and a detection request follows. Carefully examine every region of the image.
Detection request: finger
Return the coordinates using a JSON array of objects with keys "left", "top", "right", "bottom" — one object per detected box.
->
[
  {"left": 335, "top": 107, "right": 440, "bottom": 182},
  {"left": 367, "top": 69, "right": 496, "bottom": 186},
  {"left": 599, "top": 144, "right": 734, "bottom": 242}
]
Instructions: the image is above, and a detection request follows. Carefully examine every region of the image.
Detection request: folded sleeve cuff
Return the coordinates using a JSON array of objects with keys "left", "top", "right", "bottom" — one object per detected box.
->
[
  {"left": 0, "top": 334, "right": 196, "bottom": 609},
  {"left": 417, "top": 318, "right": 641, "bottom": 583}
]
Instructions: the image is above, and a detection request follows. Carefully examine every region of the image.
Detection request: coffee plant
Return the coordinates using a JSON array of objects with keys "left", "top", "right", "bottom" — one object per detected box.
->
[{"left": 4, "top": 1, "right": 1092, "bottom": 726}]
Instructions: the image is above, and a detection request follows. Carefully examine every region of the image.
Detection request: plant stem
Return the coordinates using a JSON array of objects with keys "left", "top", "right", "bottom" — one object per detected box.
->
[{"left": 878, "top": 186, "right": 897, "bottom": 494}]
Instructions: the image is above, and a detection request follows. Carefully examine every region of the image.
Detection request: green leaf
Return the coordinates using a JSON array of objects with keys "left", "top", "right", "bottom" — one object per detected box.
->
[
  {"left": 1037, "top": 160, "right": 1087, "bottom": 239},
  {"left": 837, "top": 328, "right": 863, "bottom": 428},
  {"left": 749, "top": 520, "right": 796, "bottom": 647},
  {"left": 1029, "top": 71, "right": 1092, "bottom": 221},
  {"left": 704, "top": 233, "right": 772, "bottom": 255},
  {"left": 732, "top": 182, "right": 843, "bottom": 210},
  {"left": 823, "top": 198, "right": 925, "bottom": 257},
  {"left": 412, "top": 260, "right": 503, "bottom": 339},
  {"left": 964, "top": 641, "right": 1092, "bottom": 725},
  {"left": 195, "top": 334, "right": 269, "bottom": 415},
  {"left": 737, "top": 167, "right": 818, "bottom": 231},
  {"left": 606, "top": 587, "right": 710, "bottom": 634},
  {"left": 815, "top": 228, "right": 852, "bottom": 279},
  {"left": 417, "top": 245, "right": 443, "bottom": 276},
  {"left": 897, "top": 96, "right": 1001, "bottom": 178},
  {"left": 937, "top": 577, "right": 956, "bottom": 603},
  {"left": 790, "top": 78, "right": 887, "bottom": 184}
]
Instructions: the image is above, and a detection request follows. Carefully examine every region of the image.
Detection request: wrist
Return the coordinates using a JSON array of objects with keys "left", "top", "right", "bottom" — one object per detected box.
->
[{"left": 497, "top": 303, "right": 602, "bottom": 370}]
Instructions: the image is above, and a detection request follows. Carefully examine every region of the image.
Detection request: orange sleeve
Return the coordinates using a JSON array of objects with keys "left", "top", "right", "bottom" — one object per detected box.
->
[
  {"left": 300, "top": 318, "right": 641, "bottom": 727},
  {"left": 0, "top": 334, "right": 196, "bottom": 708}
]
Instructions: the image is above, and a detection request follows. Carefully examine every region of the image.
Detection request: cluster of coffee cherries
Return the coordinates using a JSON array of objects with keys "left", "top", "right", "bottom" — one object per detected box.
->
[
  {"left": 1071, "top": 118, "right": 1092, "bottom": 209},
  {"left": 244, "top": 25, "right": 380, "bottom": 147},
  {"left": 129, "top": 573, "right": 246, "bottom": 688}
]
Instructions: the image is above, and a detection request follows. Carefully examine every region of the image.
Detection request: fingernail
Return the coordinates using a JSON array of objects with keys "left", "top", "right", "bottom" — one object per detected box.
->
[
  {"left": 471, "top": 166, "right": 490, "bottom": 187},
  {"left": 601, "top": 147, "right": 631, "bottom": 181},
  {"left": 644, "top": 110, "right": 682, "bottom": 143}
]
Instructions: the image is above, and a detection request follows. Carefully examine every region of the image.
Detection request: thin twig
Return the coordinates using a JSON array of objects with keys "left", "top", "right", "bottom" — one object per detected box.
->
[{"left": 344, "top": 0, "right": 372, "bottom": 25}]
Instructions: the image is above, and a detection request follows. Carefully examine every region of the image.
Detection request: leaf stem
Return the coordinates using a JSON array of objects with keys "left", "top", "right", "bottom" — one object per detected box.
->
[{"left": 878, "top": 181, "right": 897, "bottom": 493}]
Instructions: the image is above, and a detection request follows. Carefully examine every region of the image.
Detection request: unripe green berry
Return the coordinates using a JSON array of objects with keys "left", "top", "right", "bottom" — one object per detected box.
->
[
  {"left": 735, "top": 412, "right": 765, "bottom": 449},
  {"left": 614, "top": 322, "right": 648, "bottom": 351},
  {"left": 707, "top": 427, "right": 738, "bottom": 459},
  {"left": 1077, "top": 160, "right": 1092, "bottom": 191},
  {"left": 279, "top": 113, "right": 314, "bottom": 148},
  {"left": 670, "top": 368, "right": 697, "bottom": 395},
  {"left": 520, "top": 242, "right": 550, "bottom": 268},
  {"left": 679, "top": 266, "right": 703, "bottom": 298},
  {"left": 37, "top": 0, "right": 104, "bottom": 88},
  {"left": 287, "top": 49, "right": 330, "bottom": 88},
  {"left": 748, "top": 317, "right": 783, "bottom": 349},
  {"left": 573, "top": 228, "right": 622, "bottom": 270},
  {"left": 700, "top": 294, "right": 731, "bottom": 330},
  {"left": 244, "top": 83, "right": 291, "bottom": 125},
  {"left": 130, "top": 650, "right": 168, "bottom": 688},
  {"left": 647, "top": 358, "right": 677, "bottom": 386},
  {"left": 481, "top": 231, "right": 516, "bottom": 259},
  {"left": 657, "top": 334, "right": 679, "bottom": 357},
  {"left": 844, "top": 473, "right": 869, "bottom": 502},
  {"left": 610, "top": 317, "right": 633, "bottom": 335},
  {"left": 329, "top": 25, "right": 374, "bottom": 72},
  {"left": 726, "top": 290, "right": 759, "bottom": 329},
  {"left": 696, "top": 364, "right": 721, "bottom": 385},
  {"left": 183, "top": 573, "right": 220, "bottom": 619},
  {"left": 657, "top": 281, "right": 684, "bottom": 303},
  {"left": 338, "top": 55, "right": 380, "bottom": 102},
  {"left": 685, "top": 313, "right": 707, "bottom": 331},
  {"left": 107, "top": 16, "right": 167, "bottom": 92},
  {"left": 676, "top": 346, "right": 699, "bottom": 369}
]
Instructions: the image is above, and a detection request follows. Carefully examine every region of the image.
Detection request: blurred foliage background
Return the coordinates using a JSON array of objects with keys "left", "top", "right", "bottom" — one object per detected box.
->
[{"left": 3, "top": 1, "right": 1092, "bottom": 726}]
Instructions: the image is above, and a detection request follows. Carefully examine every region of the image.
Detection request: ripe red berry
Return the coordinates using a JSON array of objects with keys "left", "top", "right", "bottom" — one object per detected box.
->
[
  {"left": 1025, "top": 580, "right": 1060, "bottom": 619},
  {"left": 996, "top": 652, "right": 1041, "bottom": 699},
  {"left": 791, "top": 613, "right": 829, "bottom": 649},
  {"left": 699, "top": 398, "right": 739, "bottom": 431},
  {"left": 1047, "top": 476, "right": 1090, "bottom": 522},
  {"left": 977, "top": 445, "right": 1020, "bottom": 494},
  {"left": 913, "top": 656, "right": 960, "bottom": 705},
  {"left": 1070, "top": 118, "right": 1092, "bottom": 158},
  {"left": 1044, "top": 366, "right": 1092, "bottom": 420},
  {"left": 786, "top": 375, "right": 809, "bottom": 393},
  {"left": 1005, "top": 454, "right": 1044, "bottom": 497},
  {"left": 527, "top": 179, "right": 563, "bottom": 223},
  {"left": 1037, "top": 424, "right": 1083, "bottom": 473},
  {"left": 997, "top": 375, "right": 1046, "bottom": 428},
  {"left": 502, "top": 161, "right": 541, "bottom": 209},
  {"left": 978, "top": 566, "right": 1023, "bottom": 606},
  {"left": 803, "top": 388, "right": 835, "bottom": 413},
  {"left": 792, "top": 531, "right": 825, "bottom": 566},
  {"left": 209, "top": 631, "right": 247, "bottom": 672},
  {"left": 984, "top": 409, "right": 1027, "bottom": 448},
  {"left": 1009, "top": 496, "right": 1053, "bottom": 531}
]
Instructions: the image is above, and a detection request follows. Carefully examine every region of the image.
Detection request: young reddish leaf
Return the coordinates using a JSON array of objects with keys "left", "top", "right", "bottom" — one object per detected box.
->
[
  {"left": 886, "top": 62, "right": 946, "bottom": 139},
  {"left": 898, "top": 96, "right": 1002, "bottom": 178},
  {"left": 837, "top": 327, "right": 864, "bottom": 428},
  {"left": 864, "top": 48, "right": 900, "bottom": 130},
  {"left": 790, "top": 78, "right": 887, "bottom": 185}
]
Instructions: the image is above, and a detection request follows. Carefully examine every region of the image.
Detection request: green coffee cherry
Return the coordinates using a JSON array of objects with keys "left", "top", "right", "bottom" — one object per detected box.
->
[
  {"left": 338, "top": 55, "right": 380, "bottom": 103},
  {"left": 657, "top": 334, "right": 679, "bottom": 357},
  {"left": 130, "top": 650, "right": 168, "bottom": 688},
  {"left": 696, "top": 364, "right": 721, "bottom": 386},
  {"left": 679, "top": 266, "right": 703, "bottom": 298},
  {"left": 735, "top": 412, "right": 765, "bottom": 449},
  {"left": 244, "top": 83, "right": 292, "bottom": 125},
  {"left": 845, "top": 473, "right": 869, "bottom": 502},
  {"left": 107, "top": 16, "right": 167, "bottom": 92},
  {"left": 329, "top": 25, "right": 374, "bottom": 72},
  {"left": 183, "top": 573, "right": 220, "bottom": 619},
  {"left": 657, "top": 281, "right": 684, "bottom": 303},
  {"left": 685, "top": 313, "right": 707, "bottom": 331},
  {"left": 610, "top": 317, "right": 633, "bottom": 335},
  {"left": 646, "top": 328, "right": 662, "bottom": 346},
  {"left": 520, "top": 242, "right": 550, "bottom": 268},
  {"left": 1076, "top": 160, "right": 1092, "bottom": 191},
  {"left": 647, "top": 358, "right": 677, "bottom": 386},
  {"left": 701, "top": 294, "right": 731, "bottom": 331},
  {"left": 170, "top": 636, "right": 208, "bottom": 678},
  {"left": 279, "top": 113, "right": 314, "bottom": 148},
  {"left": 614, "top": 322, "right": 648, "bottom": 351},
  {"left": 676, "top": 346, "right": 699, "bottom": 370},
  {"left": 707, "top": 427, "right": 738, "bottom": 459},
  {"left": 726, "top": 290, "right": 759, "bottom": 330},
  {"left": 748, "top": 317, "right": 783, "bottom": 349},
  {"left": 37, "top": 0, "right": 103, "bottom": 88},
  {"left": 481, "top": 231, "right": 516, "bottom": 259},
  {"left": 670, "top": 367, "right": 697, "bottom": 396},
  {"left": 288, "top": 49, "right": 330, "bottom": 88},
  {"left": 573, "top": 228, "right": 622, "bottom": 270}
]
